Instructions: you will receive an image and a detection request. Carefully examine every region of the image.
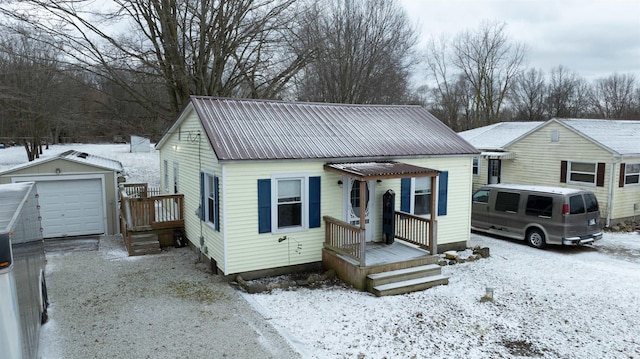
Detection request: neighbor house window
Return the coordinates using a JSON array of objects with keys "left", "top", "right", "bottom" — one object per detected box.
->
[
  {"left": 413, "top": 177, "right": 431, "bottom": 215},
  {"left": 205, "top": 174, "right": 216, "bottom": 225},
  {"left": 568, "top": 161, "right": 596, "bottom": 185},
  {"left": 472, "top": 157, "right": 480, "bottom": 175},
  {"left": 625, "top": 163, "right": 640, "bottom": 185}
]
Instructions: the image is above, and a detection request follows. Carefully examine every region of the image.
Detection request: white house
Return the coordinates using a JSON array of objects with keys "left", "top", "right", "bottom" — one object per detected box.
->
[{"left": 156, "top": 97, "right": 478, "bottom": 291}]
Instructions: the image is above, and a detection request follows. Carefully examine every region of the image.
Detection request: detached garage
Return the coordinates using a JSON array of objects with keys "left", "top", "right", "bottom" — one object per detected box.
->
[{"left": 0, "top": 150, "right": 123, "bottom": 238}]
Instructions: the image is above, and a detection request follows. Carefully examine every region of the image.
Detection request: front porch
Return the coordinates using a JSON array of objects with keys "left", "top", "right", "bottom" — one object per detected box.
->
[{"left": 321, "top": 161, "right": 449, "bottom": 296}]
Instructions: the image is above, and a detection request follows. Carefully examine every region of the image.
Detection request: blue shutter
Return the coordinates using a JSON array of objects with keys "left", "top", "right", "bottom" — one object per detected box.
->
[
  {"left": 438, "top": 171, "right": 448, "bottom": 216},
  {"left": 257, "top": 179, "right": 271, "bottom": 233},
  {"left": 214, "top": 176, "right": 220, "bottom": 231},
  {"left": 199, "top": 172, "right": 205, "bottom": 220},
  {"left": 309, "top": 176, "right": 321, "bottom": 228},
  {"left": 400, "top": 178, "right": 411, "bottom": 212}
]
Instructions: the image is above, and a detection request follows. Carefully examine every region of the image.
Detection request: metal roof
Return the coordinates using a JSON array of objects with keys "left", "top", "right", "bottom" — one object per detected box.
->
[
  {"left": 556, "top": 119, "right": 640, "bottom": 156},
  {"left": 174, "top": 97, "right": 478, "bottom": 161},
  {"left": 0, "top": 182, "right": 33, "bottom": 233},
  {"left": 0, "top": 150, "right": 123, "bottom": 175},
  {"left": 324, "top": 161, "right": 439, "bottom": 181}
]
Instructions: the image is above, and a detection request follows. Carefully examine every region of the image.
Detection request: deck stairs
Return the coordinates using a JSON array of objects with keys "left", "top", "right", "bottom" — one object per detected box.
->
[
  {"left": 366, "top": 264, "right": 448, "bottom": 296},
  {"left": 127, "top": 233, "right": 161, "bottom": 256}
]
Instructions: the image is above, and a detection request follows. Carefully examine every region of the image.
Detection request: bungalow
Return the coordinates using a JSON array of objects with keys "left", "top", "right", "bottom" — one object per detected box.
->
[
  {"left": 460, "top": 119, "right": 640, "bottom": 227},
  {"left": 156, "top": 97, "right": 478, "bottom": 291}
]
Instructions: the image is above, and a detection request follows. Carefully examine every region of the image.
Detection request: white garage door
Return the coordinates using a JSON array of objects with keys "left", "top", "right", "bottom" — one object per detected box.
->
[{"left": 36, "top": 179, "right": 105, "bottom": 238}]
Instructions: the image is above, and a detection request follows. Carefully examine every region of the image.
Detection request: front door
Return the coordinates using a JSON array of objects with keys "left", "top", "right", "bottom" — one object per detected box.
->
[
  {"left": 344, "top": 178, "right": 375, "bottom": 242},
  {"left": 488, "top": 159, "right": 501, "bottom": 184}
]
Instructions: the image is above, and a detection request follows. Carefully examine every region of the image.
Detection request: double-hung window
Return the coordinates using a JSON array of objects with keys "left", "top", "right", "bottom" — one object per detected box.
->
[
  {"left": 276, "top": 178, "right": 304, "bottom": 229},
  {"left": 200, "top": 172, "right": 219, "bottom": 231},
  {"left": 568, "top": 161, "right": 596, "bottom": 185},
  {"left": 413, "top": 177, "right": 431, "bottom": 216},
  {"left": 625, "top": 163, "right": 640, "bottom": 185},
  {"left": 472, "top": 158, "right": 480, "bottom": 176}
]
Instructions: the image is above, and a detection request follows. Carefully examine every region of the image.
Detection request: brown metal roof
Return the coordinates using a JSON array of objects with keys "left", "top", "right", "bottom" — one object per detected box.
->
[
  {"left": 185, "top": 97, "right": 479, "bottom": 161},
  {"left": 324, "top": 162, "right": 439, "bottom": 181}
]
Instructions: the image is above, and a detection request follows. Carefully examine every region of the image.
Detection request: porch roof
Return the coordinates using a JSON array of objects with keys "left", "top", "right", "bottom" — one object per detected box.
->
[
  {"left": 481, "top": 151, "right": 516, "bottom": 160},
  {"left": 324, "top": 161, "right": 439, "bottom": 181}
]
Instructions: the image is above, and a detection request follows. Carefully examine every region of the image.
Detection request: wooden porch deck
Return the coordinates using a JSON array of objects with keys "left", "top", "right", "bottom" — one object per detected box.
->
[
  {"left": 119, "top": 183, "right": 184, "bottom": 256},
  {"left": 336, "top": 240, "right": 432, "bottom": 267}
]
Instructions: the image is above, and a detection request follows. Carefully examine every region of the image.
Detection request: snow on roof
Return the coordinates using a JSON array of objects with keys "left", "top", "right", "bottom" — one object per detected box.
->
[
  {"left": 480, "top": 183, "right": 584, "bottom": 195},
  {"left": 557, "top": 118, "right": 640, "bottom": 156},
  {"left": 0, "top": 182, "right": 33, "bottom": 232},
  {"left": 458, "top": 122, "right": 542, "bottom": 150},
  {"left": 0, "top": 149, "right": 123, "bottom": 175}
]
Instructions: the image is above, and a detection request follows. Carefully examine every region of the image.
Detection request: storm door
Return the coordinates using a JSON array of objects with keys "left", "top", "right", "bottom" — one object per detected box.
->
[
  {"left": 488, "top": 159, "right": 501, "bottom": 184},
  {"left": 343, "top": 177, "right": 375, "bottom": 242}
]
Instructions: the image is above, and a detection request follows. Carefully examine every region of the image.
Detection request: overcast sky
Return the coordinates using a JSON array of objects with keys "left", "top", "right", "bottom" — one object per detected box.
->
[{"left": 400, "top": 0, "right": 640, "bottom": 83}]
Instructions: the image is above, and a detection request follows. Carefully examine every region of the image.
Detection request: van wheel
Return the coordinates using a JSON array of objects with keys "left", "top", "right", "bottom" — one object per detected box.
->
[{"left": 526, "top": 228, "right": 546, "bottom": 249}]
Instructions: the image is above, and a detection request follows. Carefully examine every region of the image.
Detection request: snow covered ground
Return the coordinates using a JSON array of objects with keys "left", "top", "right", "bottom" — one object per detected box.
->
[{"left": 2, "top": 143, "right": 640, "bottom": 358}]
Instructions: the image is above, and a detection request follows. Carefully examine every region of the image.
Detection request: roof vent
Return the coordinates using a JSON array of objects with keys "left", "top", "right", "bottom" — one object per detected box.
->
[{"left": 77, "top": 152, "right": 89, "bottom": 159}]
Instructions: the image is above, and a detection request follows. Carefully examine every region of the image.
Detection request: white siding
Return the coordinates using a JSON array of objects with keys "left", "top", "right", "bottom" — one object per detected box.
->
[{"left": 612, "top": 158, "right": 640, "bottom": 220}]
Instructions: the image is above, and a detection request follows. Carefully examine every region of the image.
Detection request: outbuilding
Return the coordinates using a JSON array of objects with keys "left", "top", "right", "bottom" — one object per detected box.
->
[{"left": 0, "top": 150, "right": 123, "bottom": 238}]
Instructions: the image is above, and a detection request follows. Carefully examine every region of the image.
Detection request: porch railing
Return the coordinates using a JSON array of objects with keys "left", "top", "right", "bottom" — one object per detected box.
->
[
  {"left": 122, "top": 183, "right": 161, "bottom": 198},
  {"left": 394, "top": 211, "right": 434, "bottom": 254},
  {"left": 323, "top": 216, "right": 365, "bottom": 264},
  {"left": 120, "top": 187, "right": 184, "bottom": 231}
]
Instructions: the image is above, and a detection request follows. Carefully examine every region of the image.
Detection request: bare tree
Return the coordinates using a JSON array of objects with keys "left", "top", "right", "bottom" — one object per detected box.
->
[
  {"left": 296, "top": 0, "right": 418, "bottom": 104},
  {"left": 0, "top": 0, "right": 315, "bottom": 119},
  {"left": 450, "top": 21, "right": 526, "bottom": 127},
  {"left": 509, "top": 68, "right": 547, "bottom": 121},
  {"left": 589, "top": 73, "right": 637, "bottom": 119},
  {"left": 545, "top": 65, "right": 590, "bottom": 118}
]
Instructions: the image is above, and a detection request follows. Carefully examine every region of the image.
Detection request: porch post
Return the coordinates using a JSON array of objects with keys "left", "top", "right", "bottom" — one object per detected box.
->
[
  {"left": 430, "top": 175, "right": 438, "bottom": 255},
  {"left": 359, "top": 179, "right": 366, "bottom": 267}
]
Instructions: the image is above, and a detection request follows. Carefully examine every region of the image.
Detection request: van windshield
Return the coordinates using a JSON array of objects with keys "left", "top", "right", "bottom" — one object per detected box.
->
[{"left": 584, "top": 193, "right": 599, "bottom": 213}]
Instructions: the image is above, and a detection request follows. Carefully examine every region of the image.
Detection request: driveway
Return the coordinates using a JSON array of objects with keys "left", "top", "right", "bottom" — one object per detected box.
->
[{"left": 38, "top": 236, "right": 301, "bottom": 359}]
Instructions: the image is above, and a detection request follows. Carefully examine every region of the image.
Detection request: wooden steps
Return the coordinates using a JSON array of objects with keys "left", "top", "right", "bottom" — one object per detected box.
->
[
  {"left": 367, "top": 264, "right": 448, "bottom": 296},
  {"left": 127, "top": 233, "right": 161, "bottom": 256}
]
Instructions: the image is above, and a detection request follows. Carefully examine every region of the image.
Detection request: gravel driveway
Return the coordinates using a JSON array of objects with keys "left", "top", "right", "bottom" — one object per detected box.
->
[{"left": 38, "top": 236, "right": 301, "bottom": 359}]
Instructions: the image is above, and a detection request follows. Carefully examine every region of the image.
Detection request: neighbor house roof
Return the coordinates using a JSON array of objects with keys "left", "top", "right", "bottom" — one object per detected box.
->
[
  {"left": 553, "top": 119, "right": 640, "bottom": 156},
  {"left": 458, "top": 122, "right": 543, "bottom": 151},
  {"left": 0, "top": 150, "right": 123, "bottom": 175},
  {"left": 157, "top": 97, "right": 478, "bottom": 161}
]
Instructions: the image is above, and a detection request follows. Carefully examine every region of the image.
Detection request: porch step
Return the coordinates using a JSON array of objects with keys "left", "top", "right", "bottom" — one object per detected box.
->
[
  {"left": 128, "top": 234, "right": 161, "bottom": 256},
  {"left": 371, "top": 275, "right": 449, "bottom": 297},
  {"left": 367, "top": 264, "right": 448, "bottom": 296}
]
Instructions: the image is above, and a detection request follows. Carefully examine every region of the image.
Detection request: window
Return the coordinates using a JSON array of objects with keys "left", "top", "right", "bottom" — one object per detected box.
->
[
  {"left": 569, "top": 195, "right": 585, "bottom": 214},
  {"left": 584, "top": 193, "right": 599, "bottom": 213},
  {"left": 413, "top": 177, "right": 431, "bottom": 215},
  {"left": 472, "top": 190, "right": 489, "bottom": 203},
  {"left": 276, "top": 178, "right": 303, "bottom": 229},
  {"left": 525, "top": 195, "right": 553, "bottom": 217},
  {"left": 472, "top": 158, "right": 480, "bottom": 175},
  {"left": 625, "top": 163, "right": 640, "bottom": 185},
  {"left": 257, "top": 175, "right": 321, "bottom": 234},
  {"left": 200, "top": 172, "right": 219, "bottom": 230},
  {"left": 568, "top": 162, "right": 596, "bottom": 184},
  {"left": 495, "top": 192, "right": 520, "bottom": 212}
]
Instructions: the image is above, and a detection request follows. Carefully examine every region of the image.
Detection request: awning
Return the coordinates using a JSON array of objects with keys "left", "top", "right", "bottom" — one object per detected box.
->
[
  {"left": 323, "top": 161, "right": 439, "bottom": 181},
  {"left": 481, "top": 151, "right": 516, "bottom": 160}
]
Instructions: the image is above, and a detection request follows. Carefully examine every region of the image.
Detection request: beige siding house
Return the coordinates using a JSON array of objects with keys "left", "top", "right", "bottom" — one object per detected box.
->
[
  {"left": 460, "top": 119, "right": 640, "bottom": 226},
  {"left": 157, "top": 97, "right": 479, "bottom": 279}
]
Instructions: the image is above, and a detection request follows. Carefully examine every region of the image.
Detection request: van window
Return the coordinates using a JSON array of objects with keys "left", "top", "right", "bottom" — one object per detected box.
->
[
  {"left": 495, "top": 192, "right": 519, "bottom": 212},
  {"left": 584, "top": 193, "right": 599, "bottom": 213},
  {"left": 525, "top": 195, "right": 553, "bottom": 217},
  {"left": 569, "top": 195, "right": 585, "bottom": 214},
  {"left": 473, "top": 190, "right": 489, "bottom": 203}
]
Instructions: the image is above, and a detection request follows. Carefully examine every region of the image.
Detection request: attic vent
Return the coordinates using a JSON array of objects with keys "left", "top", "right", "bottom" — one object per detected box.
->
[
  {"left": 77, "top": 152, "right": 89, "bottom": 159},
  {"left": 550, "top": 130, "right": 559, "bottom": 142}
]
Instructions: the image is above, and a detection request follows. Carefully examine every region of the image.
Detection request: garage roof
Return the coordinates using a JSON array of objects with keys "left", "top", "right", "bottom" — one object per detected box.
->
[{"left": 0, "top": 150, "right": 123, "bottom": 175}]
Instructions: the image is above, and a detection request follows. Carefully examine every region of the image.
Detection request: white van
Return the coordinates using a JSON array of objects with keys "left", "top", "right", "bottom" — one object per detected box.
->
[{"left": 471, "top": 184, "right": 603, "bottom": 248}]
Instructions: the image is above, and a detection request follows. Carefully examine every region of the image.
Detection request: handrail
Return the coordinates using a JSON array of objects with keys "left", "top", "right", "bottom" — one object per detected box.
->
[
  {"left": 323, "top": 216, "right": 364, "bottom": 264},
  {"left": 394, "top": 211, "right": 431, "bottom": 251},
  {"left": 120, "top": 186, "right": 184, "bottom": 231}
]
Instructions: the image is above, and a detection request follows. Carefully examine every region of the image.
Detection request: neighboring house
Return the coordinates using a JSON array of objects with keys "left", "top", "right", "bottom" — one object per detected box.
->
[
  {"left": 156, "top": 97, "right": 478, "bottom": 280},
  {"left": 0, "top": 150, "right": 124, "bottom": 238},
  {"left": 460, "top": 119, "right": 640, "bottom": 226}
]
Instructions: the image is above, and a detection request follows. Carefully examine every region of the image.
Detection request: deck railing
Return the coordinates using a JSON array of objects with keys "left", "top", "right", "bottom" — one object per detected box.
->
[
  {"left": 323, "top": 216, "right": 365, "bottom": 264},
  {"left": 394, "top": 211, "right": 434, "bottom": 253},
  {"left": 122, "top": 183, "right": 161, "bottom": 198},
  {"left": 119, "top": 187, "right": 183, "bottom": 231}
]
